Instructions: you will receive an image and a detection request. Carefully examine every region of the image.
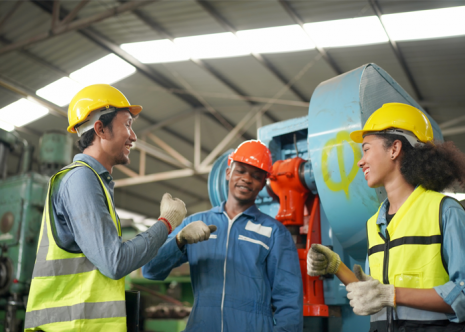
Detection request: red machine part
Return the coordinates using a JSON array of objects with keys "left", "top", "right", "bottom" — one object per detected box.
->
[
  {"left": 269, "top": 157, "right": 328, "bottom": 317},
  {"left": 269, "top": 157, "right": 308, "bottom": 227}
]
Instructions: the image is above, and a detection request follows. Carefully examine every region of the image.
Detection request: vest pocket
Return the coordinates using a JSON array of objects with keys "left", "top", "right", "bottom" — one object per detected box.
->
[{"left": 393, "top": 272, "right": 423, "bottom": 288}]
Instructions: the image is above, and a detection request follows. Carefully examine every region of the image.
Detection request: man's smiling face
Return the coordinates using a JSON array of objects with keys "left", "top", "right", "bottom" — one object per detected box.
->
[{"left": 226, "top": 161, "right": 267, "bottom": 205}]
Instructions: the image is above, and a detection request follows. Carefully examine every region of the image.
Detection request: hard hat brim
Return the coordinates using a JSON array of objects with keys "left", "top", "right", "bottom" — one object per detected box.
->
[
  {"left": 67, "top": 105, "right": 143, "bottom": 133},
  {"left": 349, "top": 130, "right": 365, "bottom": 143}
]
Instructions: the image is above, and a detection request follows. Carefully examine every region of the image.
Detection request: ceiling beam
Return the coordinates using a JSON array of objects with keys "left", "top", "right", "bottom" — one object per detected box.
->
[
  {"left": 0, "top": 0, "right": 158, "bottom": 55},
  {"left": 195, "top": 0, "right": 310, "bottom": 103},
  {"left": 0, "top": 74, "right": 67, "bottom": 118},
  {"left": 369, "top": 0, "right": 424, "bottom": 102},
  {"left": 127, "top": 6, "right": 279, "bottom": 123},
  {"left": 30, "top": 0, "right": 253, "bottom": 141},
  {"left": 28, "top": 0, "right": 228, "bottom": 154},
  {"left": 278, "top": 0, "right": 342, "bottom": 75},
  {"left": 0, "top": 0, "right": 24, "bottom": 35}
]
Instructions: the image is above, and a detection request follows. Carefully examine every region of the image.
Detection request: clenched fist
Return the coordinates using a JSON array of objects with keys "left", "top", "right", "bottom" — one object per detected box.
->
[{"left": 159, "top": 193, "right": 187, "bottom": 230}]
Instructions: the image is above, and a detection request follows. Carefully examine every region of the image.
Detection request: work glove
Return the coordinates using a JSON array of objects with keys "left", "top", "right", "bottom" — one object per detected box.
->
[
  {"left": 159, "top": 193, "right": 187, "bottom": 230},
  {"left": 176, "top": 221, "right": 217, "bottom": 245},
  {"left": 307, "top": 243, "right": 341, "bottom": 276},
  {"left": 346, "top": 264, "right": 395, "bottom": 316}
]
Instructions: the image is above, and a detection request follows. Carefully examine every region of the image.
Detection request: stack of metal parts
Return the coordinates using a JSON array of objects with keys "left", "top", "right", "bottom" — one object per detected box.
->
[
  {"left": 146, "top": 304, "right": 192, "bottom": 319},
  {"left": 0, "top": 130, "right": 72, "bottom": 332}
]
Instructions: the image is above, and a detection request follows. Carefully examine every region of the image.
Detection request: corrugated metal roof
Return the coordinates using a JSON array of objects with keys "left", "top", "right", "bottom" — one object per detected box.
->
[
  {"left": 376, "top": 0, "right": 464, "bottom": 14},
  {"left": 1, "top": 0, "right": 465, "bottom": 216},
  {"left": 141, "top": 1, "right": 223, "bottom": 38},
  {"left": 205, "top": 1, "right": 294, "bottom": 30},
  {"left": 288, "top": 1, "right": 373, "bottom": 23},
  {"left": 397, "top": 36, "right": 465, "bottom": 101}
]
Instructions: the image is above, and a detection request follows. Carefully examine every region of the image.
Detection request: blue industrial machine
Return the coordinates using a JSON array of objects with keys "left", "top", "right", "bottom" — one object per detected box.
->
[
  {"left": 0, "top": 130, "right": 72, "bottom": 332},
  {"left": 208, "top": 63, "right": 443, "bottom": 331}
]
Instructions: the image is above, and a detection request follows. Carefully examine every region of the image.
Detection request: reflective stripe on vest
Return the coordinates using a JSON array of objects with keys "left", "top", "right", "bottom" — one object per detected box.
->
[
  {"left": 25, "top": 161, "right": 126, "bottom": 331},
  {"left": 367, "top": 186, "right": 449, "bottom": 289}
]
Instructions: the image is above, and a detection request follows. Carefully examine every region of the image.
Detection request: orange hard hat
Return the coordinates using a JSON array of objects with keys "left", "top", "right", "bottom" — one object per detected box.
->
[{"left": 228, "top": 140, "right": 273, "bottom": 174}]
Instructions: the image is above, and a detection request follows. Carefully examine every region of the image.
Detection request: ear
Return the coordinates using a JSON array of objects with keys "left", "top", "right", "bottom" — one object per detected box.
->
[
  {"left": 390, "top": 140, "right": 403, "bottom": 160},
  {"left": 93, "top": 120, "right": 106, "bottom": 139},
  {"left": 225, "top": 167, "right": 231, "bottom": 181}
]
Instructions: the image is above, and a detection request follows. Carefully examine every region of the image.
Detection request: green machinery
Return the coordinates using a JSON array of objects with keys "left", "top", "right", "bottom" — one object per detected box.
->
[{"left": 0, "top": 129, "right": 72, "bottom": 332}]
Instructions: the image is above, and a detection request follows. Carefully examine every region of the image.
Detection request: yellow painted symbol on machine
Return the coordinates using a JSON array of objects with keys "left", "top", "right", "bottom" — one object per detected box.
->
[{"left": 321, "top": 131, "right": 361, "bottom": 196}]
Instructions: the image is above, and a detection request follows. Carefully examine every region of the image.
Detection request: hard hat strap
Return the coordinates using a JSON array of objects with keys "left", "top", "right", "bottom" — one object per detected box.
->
[
  {"left": 75, "top": 108, "right": 116, "bottom": 137},
  {"left": 364, "top": 129, "right": 425, "bottom": 148}
]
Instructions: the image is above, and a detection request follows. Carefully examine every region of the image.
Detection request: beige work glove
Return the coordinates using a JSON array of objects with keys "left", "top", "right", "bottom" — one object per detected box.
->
[
  {"left": 307, "top": 243, "right": 341, "bottom": 276},
  {"left": 159, "top": 193, "right": 187, "bottom": 230},
  {"left": 176, "top": 221, "right": 217, "bottom": 245},
  {"left": 346, "top": 264, "right": 395, "bottom": 316}
]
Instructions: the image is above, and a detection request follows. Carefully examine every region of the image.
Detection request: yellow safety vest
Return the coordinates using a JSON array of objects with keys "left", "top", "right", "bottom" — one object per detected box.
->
[
  {"left": 25, "top": 161, "right": 126, "bottom": 332},
  {"left": 367, "top": 186, "right": 449, "bottom": 289}
]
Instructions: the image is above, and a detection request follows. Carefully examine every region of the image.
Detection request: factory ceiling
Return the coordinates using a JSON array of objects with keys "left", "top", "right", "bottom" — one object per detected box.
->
[{"left": 0, "top": 0, "right": 464, "bottom": 219}]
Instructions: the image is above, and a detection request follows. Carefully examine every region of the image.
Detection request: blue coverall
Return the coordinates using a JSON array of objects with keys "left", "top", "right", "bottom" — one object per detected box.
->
[{"left": 143, "top": 202, "right": 303, "bottom": 332}]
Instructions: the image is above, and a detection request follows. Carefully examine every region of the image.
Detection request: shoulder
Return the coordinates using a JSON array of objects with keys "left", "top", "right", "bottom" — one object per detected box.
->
[
  {"left": 441, "top": 196, "right": 464, "bottom": 210},
  {"left": 54, "top": 166, "right": 102, "bottom": 197},
  {"left": 255, "top": 212, "right": 289, "bottom": 235}
]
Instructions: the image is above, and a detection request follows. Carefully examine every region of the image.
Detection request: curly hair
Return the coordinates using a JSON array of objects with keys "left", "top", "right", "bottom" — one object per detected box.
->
[{"left": 377, "top": 134, "right": 465, "bottom": 192}]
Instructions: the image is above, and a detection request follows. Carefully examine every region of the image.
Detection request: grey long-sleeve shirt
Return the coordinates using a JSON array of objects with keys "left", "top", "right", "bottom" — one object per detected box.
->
[{"left": 51, "top": 153, "right": 168, "bottom": 279}]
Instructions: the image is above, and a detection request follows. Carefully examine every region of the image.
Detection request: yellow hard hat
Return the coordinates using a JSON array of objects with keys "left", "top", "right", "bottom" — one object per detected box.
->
[
  {"left": 350, "top": 103, "right": 433, "bottom": 145},
  {"left": 67, "top": 84, "right": 142, "bottom": 134}
]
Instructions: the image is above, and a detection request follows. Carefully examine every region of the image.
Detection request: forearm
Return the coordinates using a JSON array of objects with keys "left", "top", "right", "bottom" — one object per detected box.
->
[
  {"left": 142, "top": 235, "right": 187, "bottom": 280},
  {"left": 335, "top": 262, "right": 359, "bottom": 285},
  {"left": 98, "top": 221, "right": 169, "bottom": 279},
  {"left": 396, "top": 287, "right": 454, "bottom": 313}
]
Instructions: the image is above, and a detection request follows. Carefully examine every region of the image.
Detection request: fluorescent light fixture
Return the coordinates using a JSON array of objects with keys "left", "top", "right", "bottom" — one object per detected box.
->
[
  {"left": 443, "top": 192, "right": 465, "bottom": 202},
  {"left": 70, "top": 54, "right": 136, "bottom": 86},
  {"left": 121, "top": 39, "right": 190, "bottom": 64},
  {"left": 237, "top": 25, "right": 315, "bottom": 54},
  {"left": 0, "top": 98, "right": 49, "bottom": 127},
  {"left": 304, "top": 16, "right": 388, "bottom": 48},
  {"left": 0, "top": 120, "right": 14, "bottom": 132},
  {"left": 382, "top": 6, "right": 465, "bottom": 41},
  {"left": 36, "top": 77, "right": 84, "bottom": 107},
  {"left": 174, "top": 32, "right": 250, "bottom": 59}
]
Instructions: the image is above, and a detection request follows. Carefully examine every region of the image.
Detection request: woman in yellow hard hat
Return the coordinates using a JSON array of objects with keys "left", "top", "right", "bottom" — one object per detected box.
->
[{"left": 307, "top": 103, "right": 465, "bottom": 332}]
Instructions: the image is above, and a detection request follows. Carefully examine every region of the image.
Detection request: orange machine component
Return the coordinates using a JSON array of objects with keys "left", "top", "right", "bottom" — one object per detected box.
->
[
  {"left": 301, "top": 195, "right": 328, "bottom": 316},
  {"left": 269, "top": 157, "right": 308, "bottom": 226},
  {"left": 269, "top": 157, "right": 328, "bottom": 317}
]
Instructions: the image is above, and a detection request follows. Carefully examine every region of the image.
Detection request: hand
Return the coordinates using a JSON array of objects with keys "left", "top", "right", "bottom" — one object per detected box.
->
[
  {"left": 307, "top": 243, "right": 341, "bottom": 276},
  {"left": 346, "top": 266, "right": 395, "bottom": 316},
  {"left": 176, "top": 221, "right": 217, "bottom": 246},
  {"left": 159, "top": 193, "right": 187, "bottom": 230},
  {"left": 353, "top": 264, "right": 372, "bottom": 282}
]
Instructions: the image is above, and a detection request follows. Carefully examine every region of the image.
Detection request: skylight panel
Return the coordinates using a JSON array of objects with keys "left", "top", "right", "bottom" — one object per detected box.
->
[
  {"left": 174, "top": 32, "right": 250, "bottom": 59},
  {"left": 304, "top": 16, "right": 388, "bottom": 48},
  {"left": 382, "top": 6, "right": 465, "bottom": 41},
  {"left": 0, "top": 120, "right": 14, "bottom": 132},
  {"left": 70, "top": 54, "right": 136, "bottom": 86},
  {"left": 36, "top": 77, "right": 84, "bottom": 107},
  {"left": 237, "top": 25, "right": 315, "bottom": 54},
  {"left": 0, "top": 98, "right": 49, "bottom": 128},
  {"left": 121, "top": 39, "right": 190, "bottom": 64}
]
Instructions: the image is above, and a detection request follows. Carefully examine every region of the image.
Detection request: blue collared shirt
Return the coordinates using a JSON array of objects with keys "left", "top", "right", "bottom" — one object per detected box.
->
[
  {"left": 373, "top": 196, "right": 465, "bottom": 322},
  {"left": 51, "top": 153, "right": 168, "bottom": 280}
]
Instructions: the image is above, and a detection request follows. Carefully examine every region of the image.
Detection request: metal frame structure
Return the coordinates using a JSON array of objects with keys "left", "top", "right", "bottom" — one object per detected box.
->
[{"left": 1, "top": 0, "right": 464, "bottom": 193}]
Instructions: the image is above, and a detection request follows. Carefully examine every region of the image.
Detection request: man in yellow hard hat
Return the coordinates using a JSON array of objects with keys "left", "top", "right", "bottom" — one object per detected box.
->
[{"left": 25, "top": 84, "right": 187, "bottom": 332}]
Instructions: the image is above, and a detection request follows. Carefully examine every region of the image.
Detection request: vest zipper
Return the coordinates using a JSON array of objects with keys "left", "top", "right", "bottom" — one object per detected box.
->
[
  {"left": 221, "top": 212, "right": 241, "bottom": 332},
  {"left": 378, "top": 230, "right": 393, "bottom": 332}
]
